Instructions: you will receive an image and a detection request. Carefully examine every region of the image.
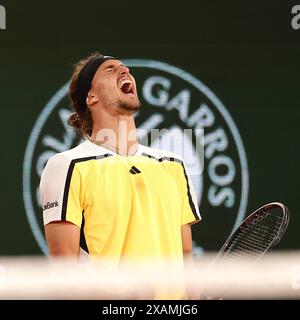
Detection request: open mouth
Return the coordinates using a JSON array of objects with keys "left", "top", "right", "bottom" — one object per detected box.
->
[{"left": 119, "top": 79, "right": 134, "bottom": 95}]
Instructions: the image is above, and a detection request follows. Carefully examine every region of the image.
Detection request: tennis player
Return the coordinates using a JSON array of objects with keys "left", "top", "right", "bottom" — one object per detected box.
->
[{"left": 39, "top": 53, "right": 201, "bottom": 298}]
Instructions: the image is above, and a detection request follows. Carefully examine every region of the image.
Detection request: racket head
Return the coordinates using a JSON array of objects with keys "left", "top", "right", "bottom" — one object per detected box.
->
[{"left": 215, "top": 202, "right": 290, "bottom": 264}]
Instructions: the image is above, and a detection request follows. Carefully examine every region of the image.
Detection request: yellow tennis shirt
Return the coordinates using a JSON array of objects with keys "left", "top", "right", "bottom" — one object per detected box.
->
[{"left": 40, "top": 140, "right": 201, "bottom": 264}]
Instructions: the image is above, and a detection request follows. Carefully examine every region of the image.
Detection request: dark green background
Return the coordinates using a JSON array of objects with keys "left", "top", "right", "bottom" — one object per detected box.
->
[{"left": 0, "top": 0, "right": 299, "bottom": 254}]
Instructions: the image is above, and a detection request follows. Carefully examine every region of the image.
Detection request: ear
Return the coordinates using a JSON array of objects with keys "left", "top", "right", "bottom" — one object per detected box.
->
[{"left": 86, "top": 91, "right": 98, "bottom": 107}]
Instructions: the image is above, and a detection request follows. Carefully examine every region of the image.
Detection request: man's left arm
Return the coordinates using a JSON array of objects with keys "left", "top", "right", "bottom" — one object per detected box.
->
[{"left": 181, "top": 224, "right": 193, "bottom": 258}]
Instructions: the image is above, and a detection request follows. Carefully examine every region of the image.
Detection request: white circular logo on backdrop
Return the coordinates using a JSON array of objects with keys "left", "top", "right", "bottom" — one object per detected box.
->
[{"left": 23, "top": 59, "right": 249, "bottom": 254}]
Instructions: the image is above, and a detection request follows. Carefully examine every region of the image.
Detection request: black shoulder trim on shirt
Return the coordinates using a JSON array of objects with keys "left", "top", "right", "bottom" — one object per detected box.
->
[
  {"left": 80, "top": 210, "right": 89, "bottom": 254},
  {"left": 61, "top": 154, "right": 112, "bottom": 221},
  {"left": 180, "top": 163, "right": 199, "bottom": 221},
  {"left": 141, "top": 152, "right": 199, "bottom": 221},
  {"left": 141, "top": 152, "right": 182, "bottom": 164}
]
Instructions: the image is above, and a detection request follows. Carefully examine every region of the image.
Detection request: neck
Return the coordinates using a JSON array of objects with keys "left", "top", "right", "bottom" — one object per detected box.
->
[{"left": 90, "top": 108, "right": 138, "bottom": 156}]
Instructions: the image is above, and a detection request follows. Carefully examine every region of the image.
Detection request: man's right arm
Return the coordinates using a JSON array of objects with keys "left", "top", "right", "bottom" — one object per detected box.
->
[
  {"left": 40, "top": 154, "right": 83, "bottom": 257},
  {"left": 45, "top": 221, "right": 80, "bottom": 256}
]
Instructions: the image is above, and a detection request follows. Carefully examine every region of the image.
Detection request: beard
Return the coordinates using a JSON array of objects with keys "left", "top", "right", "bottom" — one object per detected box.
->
[
  {"left": 117, "top": 98, "right": 141, "bottom": 115},
  {"left": 102, "top": 95, "right": 141, "bottom": 116}
]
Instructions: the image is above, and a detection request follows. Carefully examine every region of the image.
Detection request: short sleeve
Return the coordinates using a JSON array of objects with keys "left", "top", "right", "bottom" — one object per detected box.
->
[
  {"left": 180, "top": 160, "right": 201, "bottom": 225},
  {"left": 39, "top": 154, "right": 83, "bottom": 228}
]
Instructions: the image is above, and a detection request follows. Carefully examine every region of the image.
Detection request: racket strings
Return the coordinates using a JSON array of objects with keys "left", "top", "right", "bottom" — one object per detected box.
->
[{"left": 221, "top": 210, "right": 283, "bottom": 263}]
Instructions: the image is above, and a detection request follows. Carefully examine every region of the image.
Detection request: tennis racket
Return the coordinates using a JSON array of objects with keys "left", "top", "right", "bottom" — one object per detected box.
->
[{"left": 214, "top": 202, "right": 290, "bottom": 265}]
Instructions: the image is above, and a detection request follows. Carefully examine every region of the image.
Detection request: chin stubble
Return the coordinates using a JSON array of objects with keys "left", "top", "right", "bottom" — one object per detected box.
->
[{"left": 118, "top": 99, "right": 141, "bottom": 115}]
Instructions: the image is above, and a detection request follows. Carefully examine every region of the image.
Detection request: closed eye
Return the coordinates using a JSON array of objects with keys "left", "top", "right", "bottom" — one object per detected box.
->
[{"left": 105, "top": 64, "right": 116, "bottom": 72}]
